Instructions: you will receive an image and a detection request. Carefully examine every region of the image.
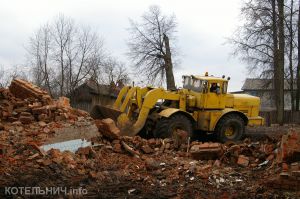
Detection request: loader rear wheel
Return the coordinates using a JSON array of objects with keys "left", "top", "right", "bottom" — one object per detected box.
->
[
  {"left": 215, "top": 114, "right": 245, "bottom": 143},
  {"left": 153, "top": 114, "right": 193, "bottom": 141}
]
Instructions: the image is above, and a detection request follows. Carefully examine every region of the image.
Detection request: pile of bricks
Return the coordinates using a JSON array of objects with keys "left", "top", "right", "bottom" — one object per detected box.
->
[
  {"left": 0, "top": 79, "right": 88, "bottom": 126},
  {"left": 277, "top": 129, "right": 300, "bottom": 164},
  {"left": 267, "top": 129, "right": 300, "bottom": 189},
  {"left": 9, "top": 79, "right": 53, "bottom": 105}
]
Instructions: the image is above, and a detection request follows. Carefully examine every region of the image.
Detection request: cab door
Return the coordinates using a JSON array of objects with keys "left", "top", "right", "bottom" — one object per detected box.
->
[{"left": 205, "top": 82, "right": 225, "bottom": 109}]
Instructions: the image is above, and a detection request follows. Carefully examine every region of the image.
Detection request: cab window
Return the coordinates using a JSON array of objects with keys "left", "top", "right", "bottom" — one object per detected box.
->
[
  {"left": 192, "top": 79, "right": 207, "bottom": 93},
  {"left": 183, "top": 76, "right": 191, "bottom": 89},
  {"left": 209, "top": 82, "right": 220, "bottom": 93}
]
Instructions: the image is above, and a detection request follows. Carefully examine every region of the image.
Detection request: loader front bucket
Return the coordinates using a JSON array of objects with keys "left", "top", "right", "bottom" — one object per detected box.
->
[
  {"left": 90, "top": 105, "right": 135, "bottom": 136},
  {"left": 90, "top": 105, "right": 123, "bottom": 121}
]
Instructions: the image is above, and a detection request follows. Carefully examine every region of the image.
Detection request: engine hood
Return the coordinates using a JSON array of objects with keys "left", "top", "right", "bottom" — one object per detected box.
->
[{"left": 232, "top": 94, "right": 260, "bottom": 107}]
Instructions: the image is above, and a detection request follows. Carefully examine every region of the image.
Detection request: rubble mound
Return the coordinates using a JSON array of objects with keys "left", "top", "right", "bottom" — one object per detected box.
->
[{"left": 1, "top": 79, "right": 89, "bottom": 125}]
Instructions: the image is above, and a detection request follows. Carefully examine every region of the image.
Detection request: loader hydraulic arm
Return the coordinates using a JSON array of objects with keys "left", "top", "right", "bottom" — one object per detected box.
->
[
  {"left": 113, "top": 86, "right": 130, "bottom": 109},
  {"left": 114, "top": 87, "right": 150, "bottom": 112},
  {"left": 126, "top": 88, "right": 180, "bottom": 136}
]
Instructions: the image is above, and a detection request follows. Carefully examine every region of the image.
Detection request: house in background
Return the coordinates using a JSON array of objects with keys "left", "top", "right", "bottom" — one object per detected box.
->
[
  {"left": 241, "top": 78, "right": 297, "bottom": 111},
  {"left": 69, "top": 80, "right": 123, "bottom": 113}
]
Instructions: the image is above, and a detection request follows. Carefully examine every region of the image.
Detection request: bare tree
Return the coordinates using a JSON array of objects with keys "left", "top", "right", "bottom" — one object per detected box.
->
[
  {"left": 103, "top": 57, "right": 130, "bottom": 85},
  {"left": 127, "top": 5, "right": 178, "bottom": 89},
  {"left": 276, "top": 0, "right": 285, "bottom": 125},
  {"left": 28, "top": 23, "right": 53, "bottom": 96},
  {"left": 297, "top": 0, "right": 300, "bottom": 110},
  {"left": 64, "top": 26, "right": 105, "bottom": 95},
  {"left": 285, "top": 0, "right": 297, "bottom": 112},
  {"left": 26, "top": 14, "right": 108, "bottom": 98},
  {"left": 0, "top": 66, "right": 28, "bottom": 88},
  {"left": 51, "top": 14, "right": 74, "bottom": 96},
  {"left": 0, "top": 66, "right": 6, "bottom": 87},
  {"left": 229, "top": 1, "right": 275, "bottom": 79},
  {"left": 229, "top": 0, "right": 286, "bottom": 124}
]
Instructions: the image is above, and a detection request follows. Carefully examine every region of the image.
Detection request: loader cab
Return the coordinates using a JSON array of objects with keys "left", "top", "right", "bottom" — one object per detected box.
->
[
  {"left": 183, "top": 76, "right": 208, "bottom": 92},
  {"left": 183, "top": 74, "right": 228, "bottom": 109}
]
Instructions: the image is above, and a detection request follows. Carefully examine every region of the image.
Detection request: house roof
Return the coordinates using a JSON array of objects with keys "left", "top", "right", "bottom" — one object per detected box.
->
[
  {"left": 78, "top": 80, "right": 121, "bottom": 97},
  {"left": 242, "top": 78, "right": 297, "bottom": 91}
]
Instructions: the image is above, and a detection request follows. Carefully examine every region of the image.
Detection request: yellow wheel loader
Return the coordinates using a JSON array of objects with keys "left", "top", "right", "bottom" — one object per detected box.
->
[{"left": 91, "top": 73, "right": 264, "bottom": 142}]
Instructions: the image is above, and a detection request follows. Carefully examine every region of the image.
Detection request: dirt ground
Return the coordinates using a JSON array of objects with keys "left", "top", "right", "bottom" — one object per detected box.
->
[{"left": 1, "top": 126, "right": 300, "bottom": 199}]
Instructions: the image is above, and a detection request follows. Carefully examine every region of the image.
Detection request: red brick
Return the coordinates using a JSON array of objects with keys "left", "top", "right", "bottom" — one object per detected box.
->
[
  {"left": 290, "top": 162, "right": 299, "bottom": 172},
  {"left": 7, "top": 117, "right": 18, "bottom": 122},
  {"left": 77, "top": 146, "right": 91, "bottom": 156},
  {"left": 141, "top": 145, "right": 154, "bottom": 154},
  {"left": 267, "top": 154, "right": 275, "bottom": 161},
  {"left": 97, "top": 118, "right": 120, "bottom": 140},
  {"left": 291, "top": 171, "right": 300, "bottom": 177},
  {"left": 32, "top": 106, "right": 48, "bottom": 115},
  {"left": 198, "top": 143, "right": 210, "bottom": 149},
  {"left": 2, "top": 111, "right": 9, "bottom": 118},
  {"left": 147, "top": 138, "right": 156, "bottom": 146},
  {"left": 112, "top": 139, "right": 120, "bottom": 144},
  {"left": 145, "top": 158, "right": 160, "bottom": 170},
  {"left": 113, "top": 143, "right": 122, "bottom": 153},
  {"left": 56, "top": 97, "right": 70, "bottom": 108},
  {"left": 237, "top": 155, "right": 249, "bottom": 167},
  {"left": 95, "top": 119, "right": 104, "bottom": 129},
  {"left": 213, "top": 159, "right": 221, "bottom": 167},
  {"left": 19, "top": 115, "right": 34, "bottom": 124},
  {"left": 277, "top": 130, "right": 300, "bottom": 163},
  {"left": 48, "top": 149, "right": 61, "bottom": 158},
  {"left": 260, "top": 144, "right": 274, "bottom": 155},
  {"left": 279, "top": 171, "right": 290, "bottom": 179},
  {"left": 282, "top": 163, "right": 289, "bottom": 172},
  {"left": 20, "top": 112, "right": 32, "bottom": 117},
  {"left": 0, "top": 123, "right": 4, "bottom": 130},
  {"left": 42, "top": 159, "right": 52, "bottom": 166},
  {"left": 38, "top": 114, "right": 48, "bottom": 121},
  {"left": 190, "top": 142, "right": 223, "bottom": 160}
]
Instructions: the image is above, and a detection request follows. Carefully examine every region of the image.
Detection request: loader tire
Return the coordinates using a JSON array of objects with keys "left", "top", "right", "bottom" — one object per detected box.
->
[
  {"left": 153, "top": 114, "right": 193, "bottom": 140},
  {"left": 215, "top": 114, "right": 245, "bottom": 143}
]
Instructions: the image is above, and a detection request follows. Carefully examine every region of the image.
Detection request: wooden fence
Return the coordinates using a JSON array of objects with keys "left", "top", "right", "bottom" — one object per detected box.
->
[
  {"left": 260, "top": 111, "right": 300, "bottom": 126},
  {"left": 71, "top": 101, "right": 93, "bottom": 113},
  {"left": 71, "top": 95, "right": 116, "bottom": 113}
]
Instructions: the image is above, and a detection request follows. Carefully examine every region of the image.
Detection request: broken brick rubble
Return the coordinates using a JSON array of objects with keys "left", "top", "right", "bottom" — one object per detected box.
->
[
  {"left": 190, "top": 142, "right": 223, "bottom": 160},
  {"left": 0, "top": 79, "right": 300, "bottom": 198},
  {"left": 95, "top": 118, "right": 120, "bottom": 140},
  {"left": 9, "top": 79, "right": 53, "bottom": 104}
]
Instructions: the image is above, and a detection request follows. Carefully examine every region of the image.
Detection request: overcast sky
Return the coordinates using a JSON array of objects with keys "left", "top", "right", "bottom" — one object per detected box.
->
[{"left": 0, "top": 0, "right": 248, "bottom": 91}]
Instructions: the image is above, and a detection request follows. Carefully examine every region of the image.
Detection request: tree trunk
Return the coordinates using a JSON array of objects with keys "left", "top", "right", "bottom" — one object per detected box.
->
[
  {"left": 60, "top": 46, "right": 64, "bottom": 97},
  {"left": 163, "top": 34, "right": 176, "bottom": 90},
  {"left": 272, "top": 0, "right": 279, "bottom": 117},
  {"left": 288, "top": 0, "right": 294, "bottom": 112},
  {"left": 296, "top": 0, "right": 300, "bottom": 111},
  {"left": 277, "top": 0, "right": 285, "bottom": 125}
]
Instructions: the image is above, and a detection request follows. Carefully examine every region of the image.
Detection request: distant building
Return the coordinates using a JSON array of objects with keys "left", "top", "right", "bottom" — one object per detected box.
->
[
  {"left": 69, "top": 80, "right": 122, "bottom": 113},
  {"left": 241, "top": 78, "right": 297, "bottom": 111}
]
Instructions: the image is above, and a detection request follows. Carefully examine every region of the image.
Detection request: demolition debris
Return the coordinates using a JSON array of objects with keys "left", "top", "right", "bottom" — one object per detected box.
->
[{"left": 0, "top": 79, "right": 299, "bottom": 198}]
